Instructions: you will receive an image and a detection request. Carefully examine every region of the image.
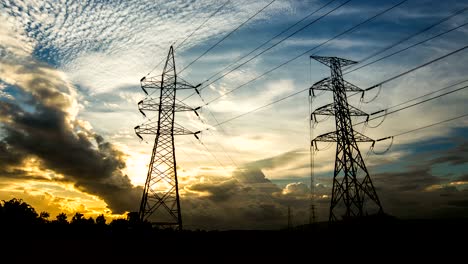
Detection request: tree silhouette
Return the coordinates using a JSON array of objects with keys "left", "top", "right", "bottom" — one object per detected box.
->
[
  {"left": 0, "top": 198, "right": 38, "bottom": 225},
  {"left": 86, "top": 217, "right": 95, "bottom": 225},
  {"left": 127, "top": 212, "right": 139, "bottom": 225},
  {"left": 96, "top": 214, "right": 106, "bottom": 225},
  {"left": 71, "top": 212, "right": 85, "bottom": 224},
  {"left": 110, "top": 218, "right": 129, "bottom": 230},
  {"left": 55, "top": 212, "right": 68, "bottom": 224},
  {"left": 39, "top": 211, "right": 50, "bottom": 223}
]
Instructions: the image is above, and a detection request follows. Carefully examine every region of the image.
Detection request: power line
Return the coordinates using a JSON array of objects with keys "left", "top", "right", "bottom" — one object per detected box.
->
[
  {"left": 214, "top": 76, "right": 465, "bottom": 131},
  {"left": 345, "top": 5, "right": 468, "bottom": 72},
  {"left": 391, "top": 113, "right": 468, "bottom": 138},
  {"left": 144, "top": 1, "right": 231, "bottom": 77},
  {"left": 175, "top": 141, "right": 204, "bottom": 168},
  {"left": 197, "top": 0, "right": 349, "bottom": 91},
  {"left": 186, "top": 91, "right": 247, "bottom": 174},
  {"left": 198, "top": 139, "right": 229, "bottom": 171},
  {"left": 363, "top": 44, "right": 468, "bottom": 91},
  {"left": 344, "top": 21, "right": 468, "bottom": 75},
  {"left": 311, "top": 83, "right": 468, "bottom": 147},
  {"left": 176, "top": 0, "right": 231, "bottom": 50},
  {"left": 204, "top": 0, "right": 339, "bottom": 84},
  {"left": 180, "top": 0, "right": 351, "bottom": 102},
  {"left": 213, "top": 88, "right": 309, "bottom": 127},
  {"left": 308, "top": 79, "right": 316, "bottom": 224},
  {"left": 387, "top": 79, "right": 468, "bottom": 110},
  {"left": 193, "top": 92, "right": 249, "bottom": 176},
  {"left": 205, "top": 129, "right": 246, "bottom": 176},
  {"left": 209, "top": 46, "right": 468, "bottom": 129},
  {"left": 179, "top": 0, "right": 278, "bottom": 74},
  {"left": 359, "top": 84, "right": 468, "bottom": 126},
  {"left": 202, "top": 0, "right": 409, "bottom": 105},
  {"left": 188, "top": 137, "right": 225, "bottom": 169}
]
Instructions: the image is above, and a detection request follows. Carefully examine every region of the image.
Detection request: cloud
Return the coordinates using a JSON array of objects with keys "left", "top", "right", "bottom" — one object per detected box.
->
[
  {"left": 367, "top": 134, "right": 468, "bottom": 219},
  {"left": 284, "top": 37, "right": 380, "bottom": 49},
  {"left": 186, "top": 178, "right": 244, "bottom": 202},
  {"left": 0, "top": 12, "right": 35, "bottom": 58},
  {"left": 177, "top": 163, "right": 324, "bottom": 229},
  {"left": 430, "top": 141, "right": 468, "bottom": 166},
  {"left": 281, "top": 182, "right": 310, "bottom": 197},
  {"left": 180, "top": 168, "right": 295, "bottom": 229},
  {"left": 0, "top": 24, "right": 141, "bottom": 214},
  {"left": 2, "top": 0, "right": 291, "bottom": 93},
  {"left": 374, "top": 168, "right": 468, "bottom": 219},
  {"left": 245, "top": 149, "right": 304, "bottom": 170}
]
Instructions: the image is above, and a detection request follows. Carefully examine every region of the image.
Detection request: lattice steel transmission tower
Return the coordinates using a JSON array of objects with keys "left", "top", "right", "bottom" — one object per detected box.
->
[
  {"left": 134, "top": 46, "right": 200, "bottom": 229},
  {"left": 309, "top": 56, "right": 383, "bottom": 222}
]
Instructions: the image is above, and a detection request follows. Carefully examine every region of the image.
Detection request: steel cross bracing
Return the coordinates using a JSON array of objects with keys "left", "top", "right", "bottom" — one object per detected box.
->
[
  {"left": 310, "top": 55, "right": 383, "bottom": 222},
  {"left": 134, "top": 46, "right": 200, "bottom": 229}
]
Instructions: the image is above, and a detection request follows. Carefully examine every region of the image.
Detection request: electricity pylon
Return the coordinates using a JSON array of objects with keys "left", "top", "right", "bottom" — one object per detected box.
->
[
  {"left": 309, "top": 56, "right": 383, "bottom": 222},
  {"left": 134, "top": 46, "right": 200, "bottom": 229}
]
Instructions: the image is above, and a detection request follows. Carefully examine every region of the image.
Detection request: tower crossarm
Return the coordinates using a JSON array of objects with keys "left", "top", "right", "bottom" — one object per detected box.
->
[
  {"left": 140, "top": 75, "right": 162, "bottom": 95},
  {"left": 312, "top": 103, "right": 369, "bottom": 117},
  {"left": 310, "top": 77, "right": 363, "bottom": 93},
  {"left": 137, "top": 98, "right": 200, "bottom": 117},
  {"left": 310, "top": 55, "right": 357, "bottom": 67},
  {"left": 134, "top": 122, "right": 198, "bottom": 139},
  {"left": 342, "top": 80, "right": 363, "bottom": 92},
  {"left": 310, "top": 77, "right": 333, "bottom": 92},
  {"left": 176, "top": 77, "right": 202, "bottom": 90},
  {"left": 312, "top": 131, "right": 374, "bottom": 143},
  {"left": 139, "top": 76, "right": 201, "bottom": 95}
]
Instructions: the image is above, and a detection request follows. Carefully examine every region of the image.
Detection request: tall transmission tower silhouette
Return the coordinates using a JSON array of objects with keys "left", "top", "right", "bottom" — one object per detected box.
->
[
  {"left": 135, "top": 46, "right": 201, "bottom": 229},
  {"left": 309, "top": 56, "right": 383, "bottom": 222}
]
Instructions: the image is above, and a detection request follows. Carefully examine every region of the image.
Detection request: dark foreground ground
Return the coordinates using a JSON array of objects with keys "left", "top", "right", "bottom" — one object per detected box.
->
[{"left": 1, "top": 217, "right": 467, "bottom": 261}]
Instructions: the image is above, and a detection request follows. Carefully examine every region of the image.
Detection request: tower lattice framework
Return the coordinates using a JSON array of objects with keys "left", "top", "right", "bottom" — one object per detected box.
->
[
  {"left": 135, "top": 46, "right": 200, "bottom": 229},
  {"left": 310, "top": 56, "right": 383, "bottom": 222}
]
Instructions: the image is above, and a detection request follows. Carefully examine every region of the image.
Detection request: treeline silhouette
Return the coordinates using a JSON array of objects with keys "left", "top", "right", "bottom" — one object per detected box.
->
[
  {"left": 0, "top": 197, "right": 466, "bottom": 259},
  {"left": 0, "top": 198, "right": 140, "bottom": 225},
  {"left": 0, "top": 198, "right": 155, "bottom": 238}
]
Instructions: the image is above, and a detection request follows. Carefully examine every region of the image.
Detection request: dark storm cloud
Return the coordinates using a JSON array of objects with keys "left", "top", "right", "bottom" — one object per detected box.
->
[
  {"left": 0, "top": 61, "right": 141, "bottom": 213},
  {"left": 430, "top": 141, "right": 468, "bottom": 166},
  {"left": 181, "top": 150, "right": 329, "bottom": 229},
  {"left": 377, "top": 176, "right": 468, "bottom": 219},
  {"left": 187, "top": 178, "right": 244, "bottom": 202},
  {"left": 458, "top": 174, "right": 468, "bottom": 182},
  {"left": 373, "top": 169, "right": 440, "bottom": 192},
  {"left": 372, "top": 165, "right": 468, "bottom": 219},
  {"left": 182, "top": 168, "right": 294, "bottom": 230},
  {"left": 180, "top": 165, "right": 335, "bottom": 229},
  {"left": 0, "top": 140, "right": 25, "bottom": 167}
]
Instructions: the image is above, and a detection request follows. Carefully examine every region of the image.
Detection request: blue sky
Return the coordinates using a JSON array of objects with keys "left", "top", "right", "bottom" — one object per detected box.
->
[{"left": 0, "top": 0, "right": 467, "bottom": 229}]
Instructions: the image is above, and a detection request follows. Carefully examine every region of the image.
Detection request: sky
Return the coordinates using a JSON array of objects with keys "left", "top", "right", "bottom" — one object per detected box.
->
[{"left": 0, "top": 0, "right": 467, "bottom": 229}]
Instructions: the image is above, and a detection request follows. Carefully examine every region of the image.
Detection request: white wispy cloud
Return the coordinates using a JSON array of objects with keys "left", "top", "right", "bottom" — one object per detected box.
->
[{"left": 3, "top": 0, "right": 291, "bottom": 93}]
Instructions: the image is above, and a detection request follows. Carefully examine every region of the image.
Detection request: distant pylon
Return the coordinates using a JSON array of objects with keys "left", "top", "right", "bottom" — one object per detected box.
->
[
  {"left": 309, "top": 203, "right": 316, "bottom": 225},
  {"left": 287, "top": 206, "right": 292, "bottom": 229},
  {"left": 134, "top": 46, "right": 201, "bottom": 229},
  {"left": 309, "top": 56, "right": 383, "bottom": 222}
]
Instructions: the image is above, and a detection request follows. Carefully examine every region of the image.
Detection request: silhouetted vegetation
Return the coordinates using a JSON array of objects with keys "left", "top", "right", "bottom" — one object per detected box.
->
[
  {"left": 0, "top": 198, "right": 39, "bottom": 225},
  {"left": 0, "top": 198, "right": 153, "bottom": 238},
  {"left": 0, "top": 197, "right": 466, "bottom": 260}
]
